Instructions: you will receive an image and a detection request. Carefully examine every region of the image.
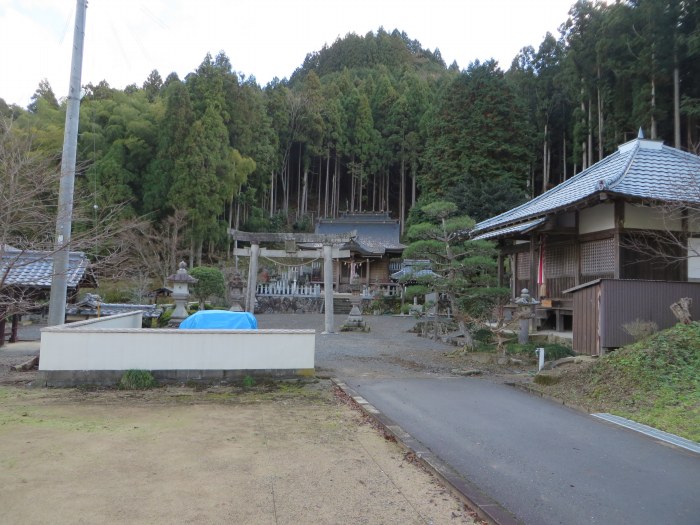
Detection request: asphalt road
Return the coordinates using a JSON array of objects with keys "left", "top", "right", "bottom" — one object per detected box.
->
[
  {"left": 258, "top": 314, "right": 700, "bottom": 525},
  {"left": 346, "top": 377, "right": 700, "bottom": 525}
]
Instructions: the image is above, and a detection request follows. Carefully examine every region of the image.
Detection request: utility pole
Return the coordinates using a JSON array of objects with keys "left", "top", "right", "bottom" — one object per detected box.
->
[{"left": 47, "top": 0, "right": 88, "bottom": 327}]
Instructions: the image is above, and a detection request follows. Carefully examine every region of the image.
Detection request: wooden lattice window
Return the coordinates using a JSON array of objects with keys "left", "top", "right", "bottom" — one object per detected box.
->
[
  {"left": 581, "top": 238, "right": 615, "bottom": 276},
  {"left": 545, "top": 243, "right": 576, "bottom": 278},
  {"left": 516, "top": 252, "right": 530, "bottom": 280}
]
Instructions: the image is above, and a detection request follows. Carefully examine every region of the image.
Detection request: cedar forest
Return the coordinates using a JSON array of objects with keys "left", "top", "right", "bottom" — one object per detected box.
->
[{"left": 2, "top": 0, "right": 699, "bottom": 277}]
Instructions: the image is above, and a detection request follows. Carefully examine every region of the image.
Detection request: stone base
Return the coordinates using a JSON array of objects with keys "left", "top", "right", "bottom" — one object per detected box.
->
[
  {"left": 340, "top": 319, "right": 370, "bottom": 332},
  {"left": 34, "top": 368, "right": 316, "bottom": 388}
]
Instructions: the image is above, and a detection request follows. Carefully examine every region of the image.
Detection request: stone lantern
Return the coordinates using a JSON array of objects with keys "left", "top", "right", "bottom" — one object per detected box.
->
[
  {"left": 227, "top": 269, "right": 246, "bottom": 312},
  {"left": 514, "top": 288, "right": 539, "bottom": 344},
  {"left": 167, "top": 261, "right": 198, "bottom": 327},
  {"left": 341, "top": 261, "right": 368, "bottom": 332}
]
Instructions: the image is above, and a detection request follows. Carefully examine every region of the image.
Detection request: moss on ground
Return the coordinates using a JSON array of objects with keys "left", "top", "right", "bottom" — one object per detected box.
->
[{"left": 531, "top": 322, "right": 700, "bottom": 441}]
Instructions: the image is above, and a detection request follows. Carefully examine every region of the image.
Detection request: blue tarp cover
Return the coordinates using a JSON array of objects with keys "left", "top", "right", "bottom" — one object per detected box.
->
[{"left": 178, "top": 310, "right": 257, "bottom": 329}]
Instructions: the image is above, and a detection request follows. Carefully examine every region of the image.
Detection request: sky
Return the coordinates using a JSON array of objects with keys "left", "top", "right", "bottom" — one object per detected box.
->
[{"left": 0, "top": 0, "right": 576, "bottom": 108}]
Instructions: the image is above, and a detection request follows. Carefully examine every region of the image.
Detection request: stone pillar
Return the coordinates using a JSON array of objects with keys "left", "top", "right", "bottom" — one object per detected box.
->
[
  {"left": 323, "top": 244, "right": 334, "bottom": 334},
  {"left": 246, "top": 242, "right": 260, "bottom": 314}
]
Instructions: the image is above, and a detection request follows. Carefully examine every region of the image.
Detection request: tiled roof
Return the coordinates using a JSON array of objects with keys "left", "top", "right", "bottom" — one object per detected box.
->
[
  {"left": 0, "top": 248, "right": 92, "bottom": 289},
  {"left": 472, "top": 138, "right": 700, "bottom": 236},
  {"left": 316, "top": 213, "right": 405, "bottom": 255}
]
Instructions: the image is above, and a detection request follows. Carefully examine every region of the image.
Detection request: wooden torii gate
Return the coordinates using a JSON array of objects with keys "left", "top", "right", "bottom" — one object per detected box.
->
[{"left": 229, "top": 229, "right": 354, "bottom": 333}]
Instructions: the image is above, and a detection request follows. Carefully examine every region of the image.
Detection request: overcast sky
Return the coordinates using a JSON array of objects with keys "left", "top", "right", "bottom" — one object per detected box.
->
[{"left": 1, "top": 0, "right": 576, "bottom": 107}]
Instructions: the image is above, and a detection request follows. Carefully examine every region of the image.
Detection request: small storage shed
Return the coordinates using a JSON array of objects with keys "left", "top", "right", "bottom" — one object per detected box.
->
[{"left": 565, "top": 279, "right": 700, "bottom": 355}]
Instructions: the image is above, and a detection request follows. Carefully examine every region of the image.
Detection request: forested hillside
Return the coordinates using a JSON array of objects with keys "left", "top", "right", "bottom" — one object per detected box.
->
[{"left": 2, "top": 0, "right": 699, "bottom": 273}]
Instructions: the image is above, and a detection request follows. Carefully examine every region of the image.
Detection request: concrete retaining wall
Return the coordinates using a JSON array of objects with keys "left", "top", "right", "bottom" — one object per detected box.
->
[{"left": 38, "top": 312, "right": 315, "bottom": 385}]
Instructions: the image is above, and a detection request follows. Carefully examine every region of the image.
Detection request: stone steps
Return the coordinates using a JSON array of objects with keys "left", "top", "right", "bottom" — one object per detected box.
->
[{"left": 333, "top": 297, "right": 352, "bottom": 314}]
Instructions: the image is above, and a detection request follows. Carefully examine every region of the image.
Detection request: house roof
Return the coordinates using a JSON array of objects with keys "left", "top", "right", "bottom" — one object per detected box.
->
[
  {"left": 314, "top": 212, "right": 405, "bottom": 256},
  {"left": 0, "top": 247, "right": 93, "bottom": 289},
  {"left": 472, "top": 138, "right": 700, "bottom": 238}
]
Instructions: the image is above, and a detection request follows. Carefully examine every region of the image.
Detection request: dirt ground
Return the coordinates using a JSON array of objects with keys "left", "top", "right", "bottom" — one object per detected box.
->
[{"left": 0, "top": 381, "right": 478, "bottom": 525}]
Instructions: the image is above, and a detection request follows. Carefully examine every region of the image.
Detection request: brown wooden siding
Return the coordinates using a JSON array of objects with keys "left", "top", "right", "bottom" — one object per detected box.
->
[
  {"left": 600, "top": 279, "right": 700, "bottom": 348},
  {"left": 571, "top": 279, "right": 700, "bottom": 355},
  {"left": 368, "top": 259, "right": 390, "bottom": 283},
  {"left": 572, "top": 281, "right": 601, "bottom": 356}
]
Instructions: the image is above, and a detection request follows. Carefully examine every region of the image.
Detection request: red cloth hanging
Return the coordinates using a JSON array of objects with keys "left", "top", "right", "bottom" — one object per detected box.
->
[{"left": 537, "top": 239, "right": 547, "bottom": 298}]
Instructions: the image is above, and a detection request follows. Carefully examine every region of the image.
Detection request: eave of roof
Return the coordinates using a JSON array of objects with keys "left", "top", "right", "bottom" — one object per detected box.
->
[{"left": 471, "top": 218, "right": 546, "bottom": 240}]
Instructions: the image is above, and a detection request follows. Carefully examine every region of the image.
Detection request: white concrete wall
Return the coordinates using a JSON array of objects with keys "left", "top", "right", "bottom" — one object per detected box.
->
[
  {"left": 40, "top": 325, "right": 315, "bottom": 372},
  {"left": 579, "top": 203, "right": 614, "bottom": 234},
  {"left": 689, "top": 238, "right": 700, "bottom": 282},
  {"left": 624, "top": 203, "right": 683, "bottom": 231}
]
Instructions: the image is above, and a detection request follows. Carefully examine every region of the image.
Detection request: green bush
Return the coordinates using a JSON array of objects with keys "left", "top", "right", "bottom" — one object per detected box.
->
[
  {"left": 373, "top": 295, "right": 401, "bottom": 314},
  {"left": 189, "top": 267, "right": 226, "bottom": 308},
  {"left": 157, "top": 308, "right": 173, "bottom": 327},
  {"left": 118, "top": 369, "right": 157, "bottom": 390}
]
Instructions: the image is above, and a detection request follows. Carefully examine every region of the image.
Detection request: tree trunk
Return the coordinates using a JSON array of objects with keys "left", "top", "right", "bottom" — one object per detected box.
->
[
  {"left": 674, "top": 64, "right": 681, "bottom": 149},
  {"left": 269, "top": 170, "right": 275, "bottom": 218},
  {"left": 301, "top": 168, "right": 308, "bottom": 217},
  {"left": 324, "top": 151, "right": 330, "bottom": 218},
  {"left": 411, "top": 167, "right": 416, "bottom": 207},
  {"left": 350, "top": 161, "right": 355, "bottom": 213},
  {"left": 358, "top": 164, "right": 363, "bottom": 213},
  {"left": 563, "top": 131, "right": 567, "bottom": 181},
  {"left": 317, "top": 156, "right": 322, "bottom": 217},
  {"left": 580, "top": 82, "right": 587, "bottom": 171},
  {"left": 588, "top": 97, "right": 593, "bottom": 167},
  {"left": 651, "top": 45, "right": 658, "bottom": 140},
  {"left": 196, "top": 238, "right": 203, "bottom": 267},
  {"left": 542, "top": 123, "right": 549, "bottom": 193},
  {"left": 227, "top": 194, "right": 234, "bottom": 258},
  {"left": 597, "top": 65, "right": 604, "bottom": 162},
  {"left": 400, "top": 156, "right": 406, "bottom": 234}
]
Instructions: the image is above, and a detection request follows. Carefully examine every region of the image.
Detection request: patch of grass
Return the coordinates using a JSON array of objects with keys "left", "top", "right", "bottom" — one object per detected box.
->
[
  {"left": 242, "top": 375, "right": 255, "bottom": 388},
  {"left": 506, "top": 342, "right": 574, "bottom": 361},
  {"left": 533, "top": 374, "right": 560, "bottom": 386},
  {"left": 118, "top": 370, "right": 158, "bottom": 390},
  {"left": 533, "top": 322, "right": 700, "bottom": 441}
]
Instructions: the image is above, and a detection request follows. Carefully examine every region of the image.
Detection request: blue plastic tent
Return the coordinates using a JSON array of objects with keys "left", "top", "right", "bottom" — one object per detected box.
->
[{"left": 178, "top": 310, "right": 257, "bottom": 329}]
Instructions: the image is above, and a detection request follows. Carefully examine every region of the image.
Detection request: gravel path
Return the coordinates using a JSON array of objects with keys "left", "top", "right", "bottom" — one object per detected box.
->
[{"left": 0, "top": 313, "right": 537, "bottom": 385}]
